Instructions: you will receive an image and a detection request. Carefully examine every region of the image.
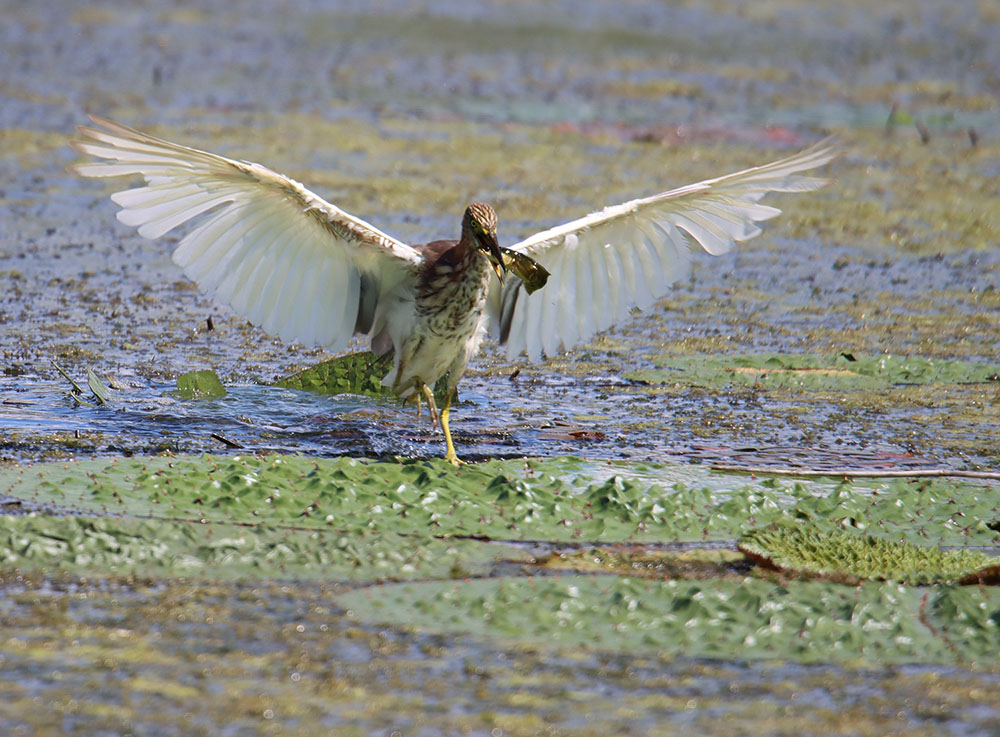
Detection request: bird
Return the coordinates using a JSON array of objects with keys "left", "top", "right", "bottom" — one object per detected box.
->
[{"left": 71, "top": 116, "right": 839, "bottom": 464}]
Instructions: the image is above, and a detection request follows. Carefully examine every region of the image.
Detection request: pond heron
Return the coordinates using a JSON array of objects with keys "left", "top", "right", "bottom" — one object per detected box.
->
[{"left": 72, "top": 117, "right": 838, "bottom": 464}]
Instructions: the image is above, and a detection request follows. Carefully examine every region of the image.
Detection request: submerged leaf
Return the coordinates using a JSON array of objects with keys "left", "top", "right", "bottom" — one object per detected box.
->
[{"left": 174, "top": 369, "right": 227, "bottom": 399}]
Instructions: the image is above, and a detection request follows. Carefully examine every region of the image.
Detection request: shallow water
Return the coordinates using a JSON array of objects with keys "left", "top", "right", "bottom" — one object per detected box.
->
[
  {"left": 3, "top": 238, "right": 998, "bottom": 467},
  {"left": 3, "top": 577, "right": 1000, "bottom": 737}
]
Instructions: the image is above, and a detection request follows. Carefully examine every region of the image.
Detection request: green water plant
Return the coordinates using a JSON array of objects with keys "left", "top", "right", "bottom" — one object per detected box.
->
[
  {"left": 173, "top": 369, "right": 227, "bottom": 399},
  {"left": 627, "top": 353, "right": 1000, "bottom": 391},
  {"left": 738, "top": 523, "right": 1000, "bottom": 584},
  {"left": 337, "top": 574, "right": 1000, "bottom": 666},
  {"left": 273, "top": 351, "right": 452, "bottom": 403}
]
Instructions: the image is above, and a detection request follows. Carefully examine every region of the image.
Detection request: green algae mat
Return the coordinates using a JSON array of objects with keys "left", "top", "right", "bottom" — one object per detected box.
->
[
  {"left": 627, "top": 353, "right": 1000, "bottom": 391},
  {"left": 1, "top": 453, "right": 998, "bottom": 668},
  {"left": 739, "top": 523, "right": 1000, "bottom": 585},
  {"left": 339, "top": 576, "right": 1000, "bottom": 666}
]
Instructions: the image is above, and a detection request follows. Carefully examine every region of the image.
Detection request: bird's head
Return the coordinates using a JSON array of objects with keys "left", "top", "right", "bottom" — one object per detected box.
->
[{"left": 463, "top": 202, "right": 506, "bottom": 283}]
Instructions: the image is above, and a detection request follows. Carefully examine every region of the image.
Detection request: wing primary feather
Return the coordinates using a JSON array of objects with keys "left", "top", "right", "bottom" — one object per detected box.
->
[
  {"left": 595, "top": 245, "right": 622, "bottom": 330},
  {"left": 645, "top": 219, "right": 691, "bottom": 285},
  {"left": 180, "top": 203, "right": 257, "bottom": 284},
  {"left": 219, "top": 211, "right": 296, "bottom": 317},
  {"left": 586, "top": 239, "right": 611, "bottom": 341},
  {"left": 512, "top": 289, "right": 532, "bottom": 360},
  {"left": 258, "top": 222, "right": 311, "bottom": 338},
  {"left": 133, "top": 192, "right": 239, "bottom": 240},
  {"left": 523, "top": 287, "right": 543, "bottom": 362},
  {"left": 118, "top": 187, "right": 240, "bottom": 229},
  {"left": 604, "top": 243, "right": 627, "bottom": 323},
  {"left": 111, "top": 183, "right": 204, "bottom": 209},
  {"left": 201, "top": 207, "right": 289, "bottom": 297},
  {"left": 175, "top": 202, "right": 250, "bottom": 276},
  {"left": 574, "top": 239, "right": 595, "bottom": 345},
  {"left": 538, "top": 247, "right": 563, "bottom": 356},
  {"left": 679, "top": 205, "right": 748, "bottom": 240},
  {"left": 239, "top": 221, "right": 299, "bottom": 327},
  {"left": 667, "top": 211, "right": 733, "bottom": 257},
  {"left": 693, "top": 201, "right": 766, "bottom": 240},
  {"left": 498, "top": 281, "right": 521, "bottom": 345},
  {"left": 301, "top": 250, "right": 334, "bottom": 345},
  {"left": 557, "top": 244, "right": 579, "bottom": 350},
  {"left": 70, "top": 141, "right": 199, "bottom": 168},
  {"left": 72, "top": 162, "right": 191, "bottom": 179},
  {"left": 627, "top": 232, "right": 657, "bottom": 308}
]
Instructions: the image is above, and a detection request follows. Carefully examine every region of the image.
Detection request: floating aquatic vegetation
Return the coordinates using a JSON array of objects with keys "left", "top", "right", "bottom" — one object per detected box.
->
[
  {"left": 0, "top": 514, "right": 506, "bottom": 581},
  {"left": 173, "top": 369, "right": 227, "bottom": 399},
  {"left": 86, "top": 369, "right": 111, "bottom": 404},
  {"left": 1, "top": 456, "right": 998, "bottom": 548},
  {"left": 628, "top": 353, "right": 1000, "bottom": 391},
  {"left": 536, "top": 546, "right": 745, "bottom": 580},
  {"left": 273, "top": 351, "right": 452, "bottom": 403},
  {"left": 739, "top": 523, "right": 1000, "bottom": 585},
  {"left": 337, "top": 574, "right": 1000, "bottom": 666}
]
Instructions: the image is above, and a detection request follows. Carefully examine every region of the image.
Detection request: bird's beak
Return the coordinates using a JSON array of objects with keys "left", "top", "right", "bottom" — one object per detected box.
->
[{"left": 479, "top": 231, "right": 506, "bottom": 284}]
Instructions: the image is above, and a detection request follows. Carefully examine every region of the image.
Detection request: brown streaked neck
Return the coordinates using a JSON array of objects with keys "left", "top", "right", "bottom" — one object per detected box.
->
[{"left": 456, "top": 218, "right": 478, "bottom": 261}]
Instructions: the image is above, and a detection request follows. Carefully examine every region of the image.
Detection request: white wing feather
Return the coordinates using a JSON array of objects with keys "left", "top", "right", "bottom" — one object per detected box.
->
[
  {"left": 70, "top": 116, "right": 424, "bottom": 352},
  {"left": 488, "top": 138, "right": 839, "bottom": 361}
]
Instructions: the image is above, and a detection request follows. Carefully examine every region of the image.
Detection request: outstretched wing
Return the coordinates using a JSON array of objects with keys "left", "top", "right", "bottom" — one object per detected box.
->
[
  {"left": 486, "top": 138, "right": 840, "bottom": 361},
  {"left": 71, "top": 116, "right": 424, "bottom": 351}
]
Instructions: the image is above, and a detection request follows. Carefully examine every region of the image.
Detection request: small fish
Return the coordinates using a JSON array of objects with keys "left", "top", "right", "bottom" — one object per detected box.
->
[{"left": 500, "top": 247, "right": 550, "bottom": 294}]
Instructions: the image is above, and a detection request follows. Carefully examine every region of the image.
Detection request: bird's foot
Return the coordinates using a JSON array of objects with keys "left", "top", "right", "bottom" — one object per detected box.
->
[{"left": 444, "top": 450, "right": 464, "bottom": 467}]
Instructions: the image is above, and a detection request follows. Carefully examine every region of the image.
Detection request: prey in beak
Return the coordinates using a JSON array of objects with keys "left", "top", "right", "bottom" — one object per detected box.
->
[
  {"left": 477, "top": 229, "right": 507, "bottom": 285},
  {"left": 463, "top": 202, "right": 548, "bottom": 293}
]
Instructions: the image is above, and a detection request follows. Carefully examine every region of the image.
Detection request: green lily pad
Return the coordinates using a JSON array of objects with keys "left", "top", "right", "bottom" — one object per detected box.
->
[
  {"left": 273, "top": 351, "right": 452, "bottom": 403},
  {"left": 0, "top": 454, "right": 698, "bottom": 542},
  {"left": 173, "top": 369, "right": 227, "bottom": 399},
  {"left": 1, "top": 456, "right": 999, "bottom": 547},
  {"left": 627, "top": 353, "right": 1000, "bottom": 390},
  {"left": 0, "top": 514, "right": 509, "bottom": 581},
  {"left": 739, "top": 523, "right": 1000, "bottom": 584},
  {"left": 338, "top": 575, "right": 1000, "bottom": 666},
  {"left": 274, "top": 351, "right": 394, "bottom": 397}
]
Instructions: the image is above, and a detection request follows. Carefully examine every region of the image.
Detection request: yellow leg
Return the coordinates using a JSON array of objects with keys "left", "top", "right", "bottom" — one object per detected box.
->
[
  {"left": 440, "top": 390, "right": 462, "bottom": 466},
  {"left": 419, "top": 383, "right": 439, "bottom": 427}
]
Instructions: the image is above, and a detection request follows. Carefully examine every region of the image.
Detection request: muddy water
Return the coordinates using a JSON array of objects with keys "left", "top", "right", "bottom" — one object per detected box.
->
[{"left": 2, "top": 0, "right": 999, "bottom": 734}]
